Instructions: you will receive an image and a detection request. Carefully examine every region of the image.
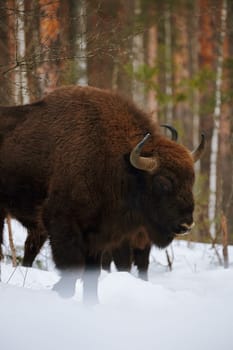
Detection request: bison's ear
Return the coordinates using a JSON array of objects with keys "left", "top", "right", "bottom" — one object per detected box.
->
[{"left": 152, "top": 175, "right": 173, "bottom": 195}]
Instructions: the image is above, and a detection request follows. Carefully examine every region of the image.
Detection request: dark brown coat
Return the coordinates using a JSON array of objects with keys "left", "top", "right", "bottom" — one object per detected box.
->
[{"left": 0, "top": 85, "right": 204, "bottom": 300}]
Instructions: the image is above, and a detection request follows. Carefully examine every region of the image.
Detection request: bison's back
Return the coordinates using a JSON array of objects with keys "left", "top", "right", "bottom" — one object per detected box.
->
[{"left": 0, "top": 85, "right": 157, "bottom": 226}]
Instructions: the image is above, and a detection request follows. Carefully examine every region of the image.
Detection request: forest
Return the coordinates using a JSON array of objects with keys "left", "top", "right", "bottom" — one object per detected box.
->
[{"left": 0, "top": 0, "right": 232, "bottom": 260}]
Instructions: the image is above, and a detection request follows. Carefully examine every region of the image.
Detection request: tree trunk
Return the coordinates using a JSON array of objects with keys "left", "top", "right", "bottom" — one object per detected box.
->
[
  {"left": 190, "top": 1, "right": 200, "bottom": 165},
  {"left": 6, "top": 215, "right": 17, "bottom": 267},
  {"left": 115, "top": 0, "right": 134, "bottom": 98},
  {"left": 143, "top": 0, "right": 158, "bottom": 120},
  {"left": 37, "top": 0, "right": 62, "bottom": 95},
  {"left": 86, "top": 0, "right": 119, "bottom": 89},
  {"left": 15, "top": 0, "right": 29, "bottom": 104},
  {"left": 221, "top": 214, "right": 229, "bottom": 268},
  {"left": 164, "top": 1, "right": 173, "bottom": 125},
  {"left": 24, "top": 0, "right": 41, "bottom": 101},
  {"left": 224, "top": 0, "right": 233, "bottom": 243},
  {"left": 0, "top": 0, "right": 11, "bottom": 103},
  {"left": 132, "top": 0, "right": 145, "bottom": 107},
  {"left": 173, "top": 1, "right": 193, "bottom": 150},
  {"left": 208, "top": 0, "right": 227, "bottom": 241},
  {"left": 0, "top": 0, "right": 17, "bottom": 104},
  {"left": 198, "top": 0, "right": 217, "bottom": 240}
]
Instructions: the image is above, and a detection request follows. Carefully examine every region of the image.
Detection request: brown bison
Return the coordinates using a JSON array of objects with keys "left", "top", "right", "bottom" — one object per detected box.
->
[
  {"left": 0, "top": 85, "right": 205, "bottom": 301},
  {"left": 0, "top": 124, "right": 177, "bottom": 269}
]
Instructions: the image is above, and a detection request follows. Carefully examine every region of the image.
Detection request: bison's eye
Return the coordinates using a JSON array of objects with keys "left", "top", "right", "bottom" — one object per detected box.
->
[{"left": 152, "top": 175, "right": 173, "bottom": 195}]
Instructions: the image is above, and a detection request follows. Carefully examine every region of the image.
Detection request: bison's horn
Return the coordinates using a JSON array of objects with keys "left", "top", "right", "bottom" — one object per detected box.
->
[
  {"left": 192, "top": 132, "right": 206, "bottom": 162},
  {"left": 160, "top": 124, "right": 178, "bottom": 141},
  {"left": 130, "top": 133, "right": 158, "bottom": 172}
]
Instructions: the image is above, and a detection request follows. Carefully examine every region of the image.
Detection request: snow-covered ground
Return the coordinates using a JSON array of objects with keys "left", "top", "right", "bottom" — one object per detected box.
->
[{"left": 1, "top": 220, "right": 233, "bottom": 350}]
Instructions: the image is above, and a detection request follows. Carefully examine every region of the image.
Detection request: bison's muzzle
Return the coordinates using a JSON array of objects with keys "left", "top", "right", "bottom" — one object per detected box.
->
[{"left": 174, "top": 222, "right": 195, "bottom": 236}]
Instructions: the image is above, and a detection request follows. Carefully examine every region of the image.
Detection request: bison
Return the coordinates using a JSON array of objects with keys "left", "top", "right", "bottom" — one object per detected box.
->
[
  {"left": 0, "top": 85, "right": 205, "bottom": 301},
  {"left": 0, "top": 124, "right": 177, "bottom": 270}
]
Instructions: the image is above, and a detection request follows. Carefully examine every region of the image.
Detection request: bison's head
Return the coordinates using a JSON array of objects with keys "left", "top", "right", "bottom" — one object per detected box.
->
[{"left": 130, "top": 131, "right": 205, "bottom": 248}]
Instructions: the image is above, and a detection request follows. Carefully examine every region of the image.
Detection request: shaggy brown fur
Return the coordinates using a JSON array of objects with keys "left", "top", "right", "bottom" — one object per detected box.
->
[{"left": 0, "top": 85, "right": 199, "bottom": 300}]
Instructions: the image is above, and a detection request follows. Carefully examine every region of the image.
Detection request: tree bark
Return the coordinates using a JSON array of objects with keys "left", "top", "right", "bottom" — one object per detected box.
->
[
  {"left": 208, "top": 0, "right": 227, "bottom": 241},
  {"left": 15, "top": 0, "right": 29, "bottom": 104},
  {"left": 221, "top": 214, "right": 229, "bottom": 268},
  {"left": 164, "top": 1, "right": 173, "bottom": 125},
  {"left": 0, "top": 0, "right": 11, "bottom": 103},
  {"left": 37, "top": 0, "right": 62, "bottom": 95},
  {"left": 0, "top": 0, "right": 17, "bottom": 104},
  {"left": 173, "top": 1, "right": 193, "bottom": 149},
  {"left": 7, "top": 215, "right": 17, "bottom": 267},
  {"left": 198, "top": 0, "right": 217, "bottom": 240},
  {"left": 86, "top": 0, "right": 120, "bottom": 89}
]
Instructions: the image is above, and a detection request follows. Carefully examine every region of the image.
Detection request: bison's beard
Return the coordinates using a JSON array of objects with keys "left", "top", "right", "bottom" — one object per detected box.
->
[{"left": 145, "top": 219, "right": 175, "bottom": 249}]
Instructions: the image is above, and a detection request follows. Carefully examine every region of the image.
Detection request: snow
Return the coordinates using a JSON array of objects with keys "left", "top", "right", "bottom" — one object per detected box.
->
[{"left": 1, "top": 220, "right": 233, "bottom": 350}]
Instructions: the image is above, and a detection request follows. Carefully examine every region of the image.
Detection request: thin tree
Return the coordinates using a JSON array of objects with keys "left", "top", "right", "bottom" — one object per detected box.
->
[
  {"left": 198, "top": 0, "right": 216, "bottom": 241},
  {"left": 173, "top": 0, "right": 193, "bottom": 150},
  {"left": 208, "top": 0, "right": 227, "bottom": 241},
  {"left": 143, "top": 0, "right": 158, "bottom": 120},
  {"left": 15, "top": 0, "right": 29, "bottom": 104},
  {"left": 37, "top": 0, "right": 62, "bottom": 94},
  {"left": 164, "top": 1, "right": 173, "bottom": 125},
  {"left": 6, "top": 215, "right": 17, "bottom": 267},
  {"left": 86, "top": 0, "right": 121, "bottom": 90},
  {"left": 0, "top": 0, "right": 11, "bottom": 103}
]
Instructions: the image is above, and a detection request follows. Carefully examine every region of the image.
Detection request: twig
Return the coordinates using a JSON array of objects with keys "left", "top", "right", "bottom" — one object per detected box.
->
[
  {"left": 165, "top": 248, "right": 173, "bottom": 271},
  {"left": 23, "top": 268, "right": 28, "bottom": 287},
  {"left": 6, "top": 266, "right": 18, "bottom": 284},
  {"left": 213, "top": 243, "right": 223, "bottom": 266}
]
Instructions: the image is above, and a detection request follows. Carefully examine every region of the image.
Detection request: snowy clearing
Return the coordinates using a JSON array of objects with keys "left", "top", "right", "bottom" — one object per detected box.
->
[{"left": 1, "top": 220, "right": 233, "bottom": 350}]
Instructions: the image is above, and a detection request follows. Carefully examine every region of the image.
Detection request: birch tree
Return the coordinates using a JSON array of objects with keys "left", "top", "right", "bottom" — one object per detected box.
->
[
  {"left": 223, "top": 0, "right": 233, "bottom": 244},
  {"left": 15, "top": 0, "right": 29, "bottom": 104},
  {"left": 218, "top": 0, "right": 233, "bottom": 266},
  {"left": 208, "top": 0, "right": 227, "bottom": 241}
]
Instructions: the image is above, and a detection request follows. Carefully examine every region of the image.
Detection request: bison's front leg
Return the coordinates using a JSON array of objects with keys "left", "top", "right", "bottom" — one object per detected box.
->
[
  {"left": 83, "top": 253, "right": 101, "bottom": 304},
  {"left": 53, "top": 269, "right": 82, "bottom": 298},
  {"left": 133, "top": 245, "right": 151, "bottom": 281},
  {"left": 42, "top": 201, "right": 85, "bottom": 299}
]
